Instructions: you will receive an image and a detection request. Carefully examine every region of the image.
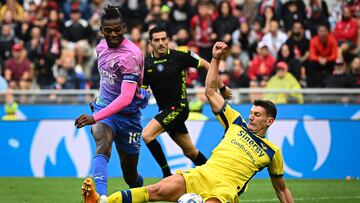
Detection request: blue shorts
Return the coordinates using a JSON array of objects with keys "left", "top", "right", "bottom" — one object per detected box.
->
[{"left": 93, "top": 103, "right": 142, "bottom": 154}]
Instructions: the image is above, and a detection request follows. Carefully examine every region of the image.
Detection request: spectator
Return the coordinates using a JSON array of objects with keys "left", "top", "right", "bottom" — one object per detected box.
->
[
  {"left": 333, "top": 6, "right": 358, "bottom": 54},
  {"left": 308, "top": 25, "right": 338, "bottom": 87},
  {"left": 242, "top": 0, "right": 258, "bottom": 25},
  {"left": 5, "top": 43, "right": 32, "bottom": 90},
  {"left": 258, "top": 0, "right": 282, "bottom": 21},
  {"left": 232, "top": 21, "right": 258, "bottom": 59},
  {"left": 281, "top": 0, "right": 306, "bottom": 32},
  {"left": 258, "top": 6, "right": 276, "bottom": 34},
  {"left": 63, "top": 3, "right": 94, "bottom": 45},
  {"left": 277, "top": 44, "right": 306, "bottom": 86},
  {"left": 118, "top": 0, "right": 147, "bottom": 31},
  {"left": 248, "top": 42, "right": 276, "bottom": 87},
  {"left": 2, "top": 90, "right": 19, "bottom": 120},
  {"left": 0, "top": 0, "right": 24, "bottom": 22},
  {"left": 168, "top": 0, "right": 195, "bottom": 35},
  {"left": 225, "top": 44, "right": 249, "bottom": 72},
  {"left": 143, "top": 0, "right": 167, "bottom": 31},
  {"left": 172, "top": 27, "right": 192, "bottom": 52},
  {"left": 263, "top": 61, "right": 304, "bottom": 104},
  {"left": 43, "top": 22, "right": 61, "bottom": 64},
  {"left": 14, "top": 10, "right": 33, "bottom": 43},
  {"left": 25, "top": 26, "right": 43, "bottom": 63},
  {"left": 285, "top": 21, "right": 310, "bottom": 65},
  {"left": 306, "top": 3, "right": 330, "bottom": 37},
  {"left": 0, "top": 23, "right": 17, "bottom": 72},
  {"left": 190, "top": 0, "right": 213, "bottom": 62},
  {"left": 211, "top": 0, "right": 239, "bottom": 46},
  {"left": 350, "top": 57, "right": 360, "bottom": 87},
  {"left": 229, "top": 58, "right": 249, "bottom": 88},
  {"left": 63, "top": 0, "right": 91, "bottom": 21},
  {"left": 309, "top": 0, "right": 330, "bottom": 19},
  {"left": 129, "top": 26, "right": 146, "bottom": 53},
  {"left": 260, "top": 19, "right": 287, "bottom": 58},
  {"left": 325, "top": 58, "right": 357, "bottom": 88},
  {"left": 63, "top": 3, "right": 94, "bottom": 71}
]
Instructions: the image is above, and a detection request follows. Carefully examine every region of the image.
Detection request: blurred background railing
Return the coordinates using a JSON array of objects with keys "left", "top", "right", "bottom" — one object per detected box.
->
[{"left": 0, "top": 88, "right": 359, "bottom": 104}]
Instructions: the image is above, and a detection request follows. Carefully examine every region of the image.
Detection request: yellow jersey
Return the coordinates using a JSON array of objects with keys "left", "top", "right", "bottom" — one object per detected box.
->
[{"left": 205, "top": 103, "right": 284, "bottom": 195}]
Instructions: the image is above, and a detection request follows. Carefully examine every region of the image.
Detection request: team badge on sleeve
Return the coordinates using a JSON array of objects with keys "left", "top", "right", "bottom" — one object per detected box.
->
[{"left": 190, "top": 51, "right": 201, "bottom": 60}]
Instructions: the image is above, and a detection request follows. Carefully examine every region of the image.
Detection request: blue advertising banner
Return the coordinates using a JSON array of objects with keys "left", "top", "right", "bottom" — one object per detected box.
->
[{"left": 0, "top": 104, "right": 359, "bottom": 179}]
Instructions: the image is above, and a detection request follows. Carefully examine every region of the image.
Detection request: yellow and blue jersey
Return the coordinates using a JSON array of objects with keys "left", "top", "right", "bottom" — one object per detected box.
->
[{"left": 205, "top": 102, "right": 284, "bottom": 196}]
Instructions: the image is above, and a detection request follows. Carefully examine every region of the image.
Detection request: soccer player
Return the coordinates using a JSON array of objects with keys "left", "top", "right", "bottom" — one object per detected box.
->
[
  {"left": 81, "top": 41, "right": 294, "bottom": 203},
  {"left": 75, "top": 5, "right": 149, "bottom": 203},
  {"left": 141, "top": 25, "right": 232, "bottom": 177}
]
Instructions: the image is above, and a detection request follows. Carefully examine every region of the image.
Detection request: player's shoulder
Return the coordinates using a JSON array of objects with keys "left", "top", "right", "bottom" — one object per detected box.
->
[
  {"left": 96, "top": 39, "right": 108, "bottom": 54},
  {"left": 123, "top": 38, "right": 143, "bottom": 56},
  {"left": 262, "top": 138, "right": 280, "bottom": 154}
]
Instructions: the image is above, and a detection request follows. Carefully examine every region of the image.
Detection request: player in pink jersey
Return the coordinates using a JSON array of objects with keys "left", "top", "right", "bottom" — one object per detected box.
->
[{"left": 75, "top": 5, "right": 149, "bottom": 203}]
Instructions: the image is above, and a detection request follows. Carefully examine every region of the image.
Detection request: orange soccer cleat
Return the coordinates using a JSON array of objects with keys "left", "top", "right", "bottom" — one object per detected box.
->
[{"left": 81, "top": 177, "right": 100, "bottom": 203}]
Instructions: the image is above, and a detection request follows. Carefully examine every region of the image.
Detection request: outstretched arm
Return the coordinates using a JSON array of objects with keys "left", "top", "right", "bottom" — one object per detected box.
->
[
  {"left": 200, "top": 58, "right": 232, "bottom": 100},
  {"left": 75, "top": 80, "right": 137, "bottom": 128},
  {"left": 271, "top": 176, "right": 294, "bottom": 203},
  {"left": 205, "top": 41, "right": 229, "bottom": 113}
]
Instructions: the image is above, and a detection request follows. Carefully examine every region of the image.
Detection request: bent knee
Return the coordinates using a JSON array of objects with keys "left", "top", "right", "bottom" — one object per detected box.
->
[
  {"left": 95, "top": 142, "right": 112, "bottom": 157},
  {"left": 183, "top": 148, "right": 198, "bottom": 159},
  {"left": 142, "top": 131, "right": 155, "bottom": 143}
]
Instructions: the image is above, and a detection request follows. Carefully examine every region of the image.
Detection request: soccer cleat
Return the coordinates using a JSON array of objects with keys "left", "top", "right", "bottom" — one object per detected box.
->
[{"left": 82, "top": 177, "right": 100, "bottom": 203}]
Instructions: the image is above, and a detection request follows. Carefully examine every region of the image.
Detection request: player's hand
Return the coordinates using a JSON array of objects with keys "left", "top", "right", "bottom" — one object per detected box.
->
[
  {"left": 75, "top": 114, "right": 95, "bottom": 128},
  {"left": 220, "top": 86, "right": 233, "bottom": 100},
  {"left": 212, "top": 41, "right": 228, "bottom": 59}
]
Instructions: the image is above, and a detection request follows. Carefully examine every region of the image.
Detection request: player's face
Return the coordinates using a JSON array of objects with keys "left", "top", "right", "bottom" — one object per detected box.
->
[
  {"left": 248, "top": 105, "right": 274, "bottom": 134},
  {"left": 150, "top": 31, "right": 169, "bottom": 56},
  {"left": 101, "top": 18, "right": 125, "bottom": 48}
]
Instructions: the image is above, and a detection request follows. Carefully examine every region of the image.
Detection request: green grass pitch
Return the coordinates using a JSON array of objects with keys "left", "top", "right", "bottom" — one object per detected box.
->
[{"left": 1, "top": 178, "right": 359, "bottom": 202}]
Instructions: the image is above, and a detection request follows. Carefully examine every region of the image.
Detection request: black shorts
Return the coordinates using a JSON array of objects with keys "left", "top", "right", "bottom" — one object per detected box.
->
[{"left": 155, "top": 102, "right": 189, "bottom": 137}]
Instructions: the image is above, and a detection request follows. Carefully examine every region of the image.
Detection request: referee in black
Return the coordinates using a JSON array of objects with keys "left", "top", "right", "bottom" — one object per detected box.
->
[{"left": 141, "top": 25, "right": 232, "bottom": 177}]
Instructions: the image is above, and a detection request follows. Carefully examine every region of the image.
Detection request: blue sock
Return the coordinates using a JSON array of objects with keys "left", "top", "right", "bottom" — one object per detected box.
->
[
  {"left": 128, "top": 174, "right": 144, "bottom": 188},
  {"left": 92, "top": 154, "right": 109, "bottom": 196}
]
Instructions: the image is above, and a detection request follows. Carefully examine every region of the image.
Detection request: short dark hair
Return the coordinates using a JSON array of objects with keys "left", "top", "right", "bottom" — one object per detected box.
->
[
  {"left": 149, "top": 25, "right": 169, "bottom": 40},
  {"left": 101, "top": 5, "right": 124, "bottom": 24},
  {"left": 253, "top": 100, "right": 277, "bottom": 119}
]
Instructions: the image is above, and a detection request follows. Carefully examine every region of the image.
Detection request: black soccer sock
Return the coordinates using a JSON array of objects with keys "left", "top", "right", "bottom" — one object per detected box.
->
[
  {"left": 192, "top": 151, "right": 207, "bottom": 166},
  {"left": 146, "top": 139, "right": 172, "bottom": 177}
]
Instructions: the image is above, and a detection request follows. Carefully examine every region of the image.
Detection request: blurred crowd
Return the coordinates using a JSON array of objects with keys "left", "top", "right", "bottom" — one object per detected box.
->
[{"left": 0, "top": 0, "right": 359, "bottom": 104}]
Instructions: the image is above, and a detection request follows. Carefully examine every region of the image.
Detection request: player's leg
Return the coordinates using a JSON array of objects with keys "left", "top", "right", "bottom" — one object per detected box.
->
[
  {"left": 91, "top": 123, "right": 114, "bottom": 197},
  {"left": 114, "top": 116, "right": 144, "bottom": 188},
  {"left": 117, "top": 150, "right": 144, "bottom": 188},
  {"left": 106, "top": 173, "right": 187, "bottom": 202},
  {"left": 142, "top": 118, "right": 171, "bottom": 177},
  {"left": 171, "top": 130, "right": 207, "bottom": 166}
]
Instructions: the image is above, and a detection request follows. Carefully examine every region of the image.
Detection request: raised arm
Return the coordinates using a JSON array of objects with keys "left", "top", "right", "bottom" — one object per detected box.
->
[
  {"left": 205, "top": 41, "right": 228, "bottom": 113},
  {"left": 200, "top": 57, "right": 232, "bottom": 100},
  {"left": 270, "top": 176, "right": 294, "bottom": 203}
]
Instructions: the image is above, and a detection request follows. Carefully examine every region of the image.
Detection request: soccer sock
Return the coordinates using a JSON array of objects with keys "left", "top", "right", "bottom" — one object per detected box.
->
[
  {"left": 127, "top": 174, "right": 144, "bottom": 188},
  {"left": 107, "top": 187, "right": 149, "bottom": 203},
  {"left": 192, "top": 151, "right": 207, "bottom": 166},
  {"left": 146, "top": 139, "right": 172, "bottom": 177},
  {"left": 92, "top": 154, "right": 109, "bottom": 196}
]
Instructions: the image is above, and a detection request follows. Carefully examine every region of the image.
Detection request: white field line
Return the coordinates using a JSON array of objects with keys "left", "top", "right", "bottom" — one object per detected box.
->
[{"left": 241, "top": 195, "right": 360, "bottom": 202}]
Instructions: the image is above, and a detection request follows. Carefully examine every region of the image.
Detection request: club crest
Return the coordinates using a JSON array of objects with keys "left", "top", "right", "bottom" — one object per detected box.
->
[{"left": 157, "top": 64, "right": 164, "bottom": 72}]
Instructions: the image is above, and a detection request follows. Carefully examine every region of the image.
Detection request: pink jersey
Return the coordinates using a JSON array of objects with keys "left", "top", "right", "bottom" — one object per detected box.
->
[{"left": 95, "top": 38, "right": 145, "bottom": 113}]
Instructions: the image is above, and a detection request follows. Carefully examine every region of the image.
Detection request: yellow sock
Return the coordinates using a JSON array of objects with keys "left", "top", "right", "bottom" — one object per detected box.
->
[{"left": 107, "top": 187, "right": 149, "bottom": 203}]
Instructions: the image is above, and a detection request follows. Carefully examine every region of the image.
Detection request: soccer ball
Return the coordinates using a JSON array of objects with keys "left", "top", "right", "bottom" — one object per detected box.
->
[{"left": 177, "top": 193, "right": 204, "bottom": 203}]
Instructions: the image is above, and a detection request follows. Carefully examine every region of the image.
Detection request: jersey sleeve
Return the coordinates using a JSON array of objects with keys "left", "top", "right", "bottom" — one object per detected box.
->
[
  {"left": 121, "top": 52, "right": 143, "bottom": 79},
  {"left": 214, "top": 102, "right": 243, "bottom": 130},
  {"left": 267, "top": 148, "right": 284, "bottom": 177},
  {"left": 179, "top": 50, "right": 202, "bottom": 70},
  {"left": 141, "top": 59, "right": 150, "bottom": 89}
]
